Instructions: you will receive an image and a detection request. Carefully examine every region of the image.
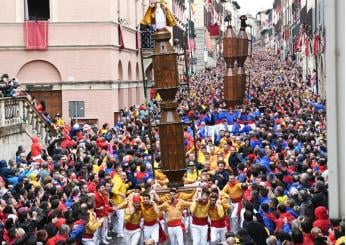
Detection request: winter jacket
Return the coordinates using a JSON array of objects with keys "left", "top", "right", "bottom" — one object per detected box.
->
[
  {"left": 214, "top": 170, "right": 229, "bottom": 190},
  {"left": 299, "top": 200, "right": 314, "bottom": 219},
  {"left": 69, "top": 219, "right": 85, "bottom": 242},
  {"left": 94, "top": 192, "right": 112, "bottom": 218},
  {"left": 244, "top": 221, "right": 269, "bottom": 245},
  {"left": 259, "top": 211, "right": 275, "bottom": 234},
  {"left": 313, "top": 206, "right": 330, "bottom": 234},
  {"left": 0, "top": 160, "right": 15, "bottom": 180},
  {"left": 31, "top": 136, "right": 42, "bottom": 158}
]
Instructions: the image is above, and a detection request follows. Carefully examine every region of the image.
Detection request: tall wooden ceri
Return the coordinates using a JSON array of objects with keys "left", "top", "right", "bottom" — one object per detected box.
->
[
  {"left": 223, "top": 15, "right": 249, "bottom": 106},
  {"left": 236, "top": 15, "right": 249, "bottom": 104},
  {"left": 223, "top": 15, "right": 238, "bottom": 107},
  {"left": 152, "top": 30, "right": 186, "bottom": 188}
]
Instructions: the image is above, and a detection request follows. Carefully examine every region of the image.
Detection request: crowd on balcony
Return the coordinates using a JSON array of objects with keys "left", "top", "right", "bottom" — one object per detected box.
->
[
  {"left": 0, "top": 74, "right": 21, "bottom": 98},
  {"left": 0, "top": 47, "right": 343, "bottom": 245},
  {"left": 0, "top": 73, "right": 57, "bottom": 131}
]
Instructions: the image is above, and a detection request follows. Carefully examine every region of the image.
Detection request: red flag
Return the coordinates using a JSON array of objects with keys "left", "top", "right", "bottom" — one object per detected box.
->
[
  {"left": 118, "top": 24, "right": 124, "bottom": 49},
  {"left": 209, "top": 24, "right": 220, "bottom": 36},
  {"left": 24, "top": 21, "right": 48, "bottom": 50},
  {"left": 294, "top": 35, "right": 302, "bottom": 52},
  {"left": 313, "top": 34, "right": 320, "bottom": 55},
  {"left": 305, "top": 38, "right": 310, "bottom": 57},
  {"left": 158, "top": 223, "right": 168, "bottom": 243}
]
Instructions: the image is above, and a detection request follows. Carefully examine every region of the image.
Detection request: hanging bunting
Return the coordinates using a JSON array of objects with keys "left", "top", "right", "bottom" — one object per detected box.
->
[
  {"left": 313, "top": 34, "right": 320, "bottom": 55},
  {"left": 118, "top": 24, "right": 125, "bottom": 49}
]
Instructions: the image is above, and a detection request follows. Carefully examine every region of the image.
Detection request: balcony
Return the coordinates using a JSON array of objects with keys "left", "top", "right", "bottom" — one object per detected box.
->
[{"left": 141, "top": 30, "right": 155, "bottom": 50}]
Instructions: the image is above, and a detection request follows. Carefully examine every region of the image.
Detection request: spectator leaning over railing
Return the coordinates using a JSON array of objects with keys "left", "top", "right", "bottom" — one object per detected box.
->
[{"left": 0, "top": 74, "right": 20, "bottom": 98}]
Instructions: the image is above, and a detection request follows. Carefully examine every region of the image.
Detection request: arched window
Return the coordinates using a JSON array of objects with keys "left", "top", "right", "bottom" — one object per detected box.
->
[
  {"left": 17, "top": 60, "right": 61, "bottom": 83},
  {"left": 118, "top": 60, "right": 123, "bottom": 80},
  {"left": 128, "top": 61, "right": 132, "bottom": 81}
]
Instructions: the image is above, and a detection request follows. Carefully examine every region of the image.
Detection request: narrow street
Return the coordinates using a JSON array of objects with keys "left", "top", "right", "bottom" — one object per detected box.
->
[{"left": 0, "top": 0, "right": 344, "bottom": 245}]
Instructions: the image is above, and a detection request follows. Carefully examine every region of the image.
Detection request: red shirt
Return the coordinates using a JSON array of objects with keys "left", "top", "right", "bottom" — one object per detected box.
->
[
  {"left": 87, "top": 181, "right": 97, "bottom": 193},
  {"left": 94, "top": 191, "right": 112, "bottom": 217},
  {"left": 46, "top": 234, "right": 67, "bottom": 245}
]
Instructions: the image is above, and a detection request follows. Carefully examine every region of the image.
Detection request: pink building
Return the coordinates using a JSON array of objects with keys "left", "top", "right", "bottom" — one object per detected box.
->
[{"left": 0, "top": 0, "right": 147, "bottom": 126}]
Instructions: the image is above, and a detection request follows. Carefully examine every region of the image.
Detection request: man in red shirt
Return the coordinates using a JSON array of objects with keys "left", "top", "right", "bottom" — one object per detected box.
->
[{"left": 94, "top": 182, "right": 116, "bottom": 245}]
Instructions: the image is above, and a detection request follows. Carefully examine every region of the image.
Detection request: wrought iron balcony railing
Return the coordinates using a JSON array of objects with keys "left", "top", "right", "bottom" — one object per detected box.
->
[{"left": 141, "top": 30, "right": 155, "bottom": 49}]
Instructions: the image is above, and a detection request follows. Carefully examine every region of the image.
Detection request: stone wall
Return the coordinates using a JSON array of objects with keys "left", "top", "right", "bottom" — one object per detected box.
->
[{"left": 0, "top": 123, "right": 33, "bottom": 161}]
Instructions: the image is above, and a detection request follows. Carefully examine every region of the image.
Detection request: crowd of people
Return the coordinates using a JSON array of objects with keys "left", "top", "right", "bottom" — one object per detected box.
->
[
  {"left": 0, "top": 47, "right": 344, "bottom": 245},
  {"left": 0, "top": 74, "right": 21, "bottom": 98}
]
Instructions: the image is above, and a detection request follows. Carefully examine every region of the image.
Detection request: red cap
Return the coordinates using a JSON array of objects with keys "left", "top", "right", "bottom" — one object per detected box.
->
[
  {"left": 132, "top": 195, "right": 141, "bottom": 203},
  {"left": 248, "top": 154, "right": 256, "bottom": 160}
]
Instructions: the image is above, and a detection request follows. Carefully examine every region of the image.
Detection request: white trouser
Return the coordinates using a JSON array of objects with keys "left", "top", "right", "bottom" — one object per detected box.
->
[
  {"left": 230, "top": 202, "right": 240, "bottom": 233},
  {"left": 113, "top": 209, "right": 124, "bottom": 235},
  {"left": 167, "top": 226, "right": 184, "bottom": 245},
  {"left": 191, "top": 224, "right": 208, "bottom": 245},
  {"left": 83, "top": 229, "right": 100, "bottom": 245},
  {"left": 81, "top": 237, "right": 96, "bottom": 245},
  {"left": 94, "top": 228, "right": 100, "bottom": 245},
  {"left": 210, "top": 226, "right": 227, "bottom": 243},
  {"left": 124, "top": 228, "right": 141, "bottom": 245},
  {"left": 143, "top": 223, "right": 159, "bottom": 243},
  {"left": 99, "top": 216, "right": 108, "bottom": 241},
  {"left": 184, "top": 215, "right": 191, "bottom": 234}
]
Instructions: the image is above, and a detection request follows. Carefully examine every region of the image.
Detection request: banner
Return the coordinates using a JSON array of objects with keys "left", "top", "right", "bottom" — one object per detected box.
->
[
  {"left": 24, "top": 21, "right": 48, "bottom": 50},
  {"left": 118, "top": 24, "right": 125, "bottom": 49}
]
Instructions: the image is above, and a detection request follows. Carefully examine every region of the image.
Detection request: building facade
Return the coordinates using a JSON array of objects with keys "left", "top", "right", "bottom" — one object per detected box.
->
[
  {"left": 0, "top": 0, "right": 147, "bottom": 126},
  {"left": 192, "top": 0, "right": 237, "bottom": 72},
  {"left": 271, "top": 0, "right": 326, "bottom": 97}
]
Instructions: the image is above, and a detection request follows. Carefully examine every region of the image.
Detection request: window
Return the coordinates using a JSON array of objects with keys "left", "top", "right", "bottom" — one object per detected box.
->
[
  {"left": 25, "top": 0, "right": 50, "bottom": 20},
  {"left": 69, "top": 101, "right": 85, "bottom": 118}
]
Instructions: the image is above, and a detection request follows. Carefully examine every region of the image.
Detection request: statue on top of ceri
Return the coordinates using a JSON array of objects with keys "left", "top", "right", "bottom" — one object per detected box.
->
[{"left": 141, "top": 0, "right": 177, "bottom": 30}]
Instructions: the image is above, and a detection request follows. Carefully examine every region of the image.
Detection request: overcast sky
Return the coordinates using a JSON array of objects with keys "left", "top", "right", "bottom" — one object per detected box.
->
[{"left": 236, "top": 0, "right": 274, "bottom": 17}]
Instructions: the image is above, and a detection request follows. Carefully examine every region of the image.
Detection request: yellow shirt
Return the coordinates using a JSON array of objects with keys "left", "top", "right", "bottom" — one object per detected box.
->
[
  {"left": 277, "top": 195, "right": 288, "bottom": 204},
  {"left": 159, "top": 199, "right": 191, "bottom": 222},
  {"left": 141, "top": 203, "right": 159, "bottom": 223},
  {"left": 223, "top": 183, "right": 243, "bottom": 201},
  {"left": 336, "top": 236, "right": 345, "bottom": 245},
  {"left": 111, "top": 178, "right": 128, "bottom": 205},
  {"left": 124, "top": 207, "right": 142, "bottom": 225},
  {"left": 209, "top": 155, "right": 218, "bottom": 171},
  {"left": 185, "top": 170, "right": 199, "bottom": 184},
  {"left": 220, "top": 137, "right": 228, "bottom": 146},
  {"left": 219, "top": 191, "right": 232, "bottom": 210},
  {"left": 155, "top": 169, "right": 169, "bottom": 186},
  {"left": 208, "top": 204, "right": 225, "bottom": 221},
  {"left": 85, "top": 210, "right": 103, "bottom": 234},
  {"left": 197, "top": 151, "right": 205, "bottom": 164},
  {"left": 190, "top": 201, "right": 209, "bottom": 218},
  {"left": 57, "top": 118, "right": 64, "bottom": 127},
  {"left": 223, "top": 151, "right": 231, "bottom": 165},
  {"left": 92, "top": 164, "right": 100, "bottom": 174}
]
